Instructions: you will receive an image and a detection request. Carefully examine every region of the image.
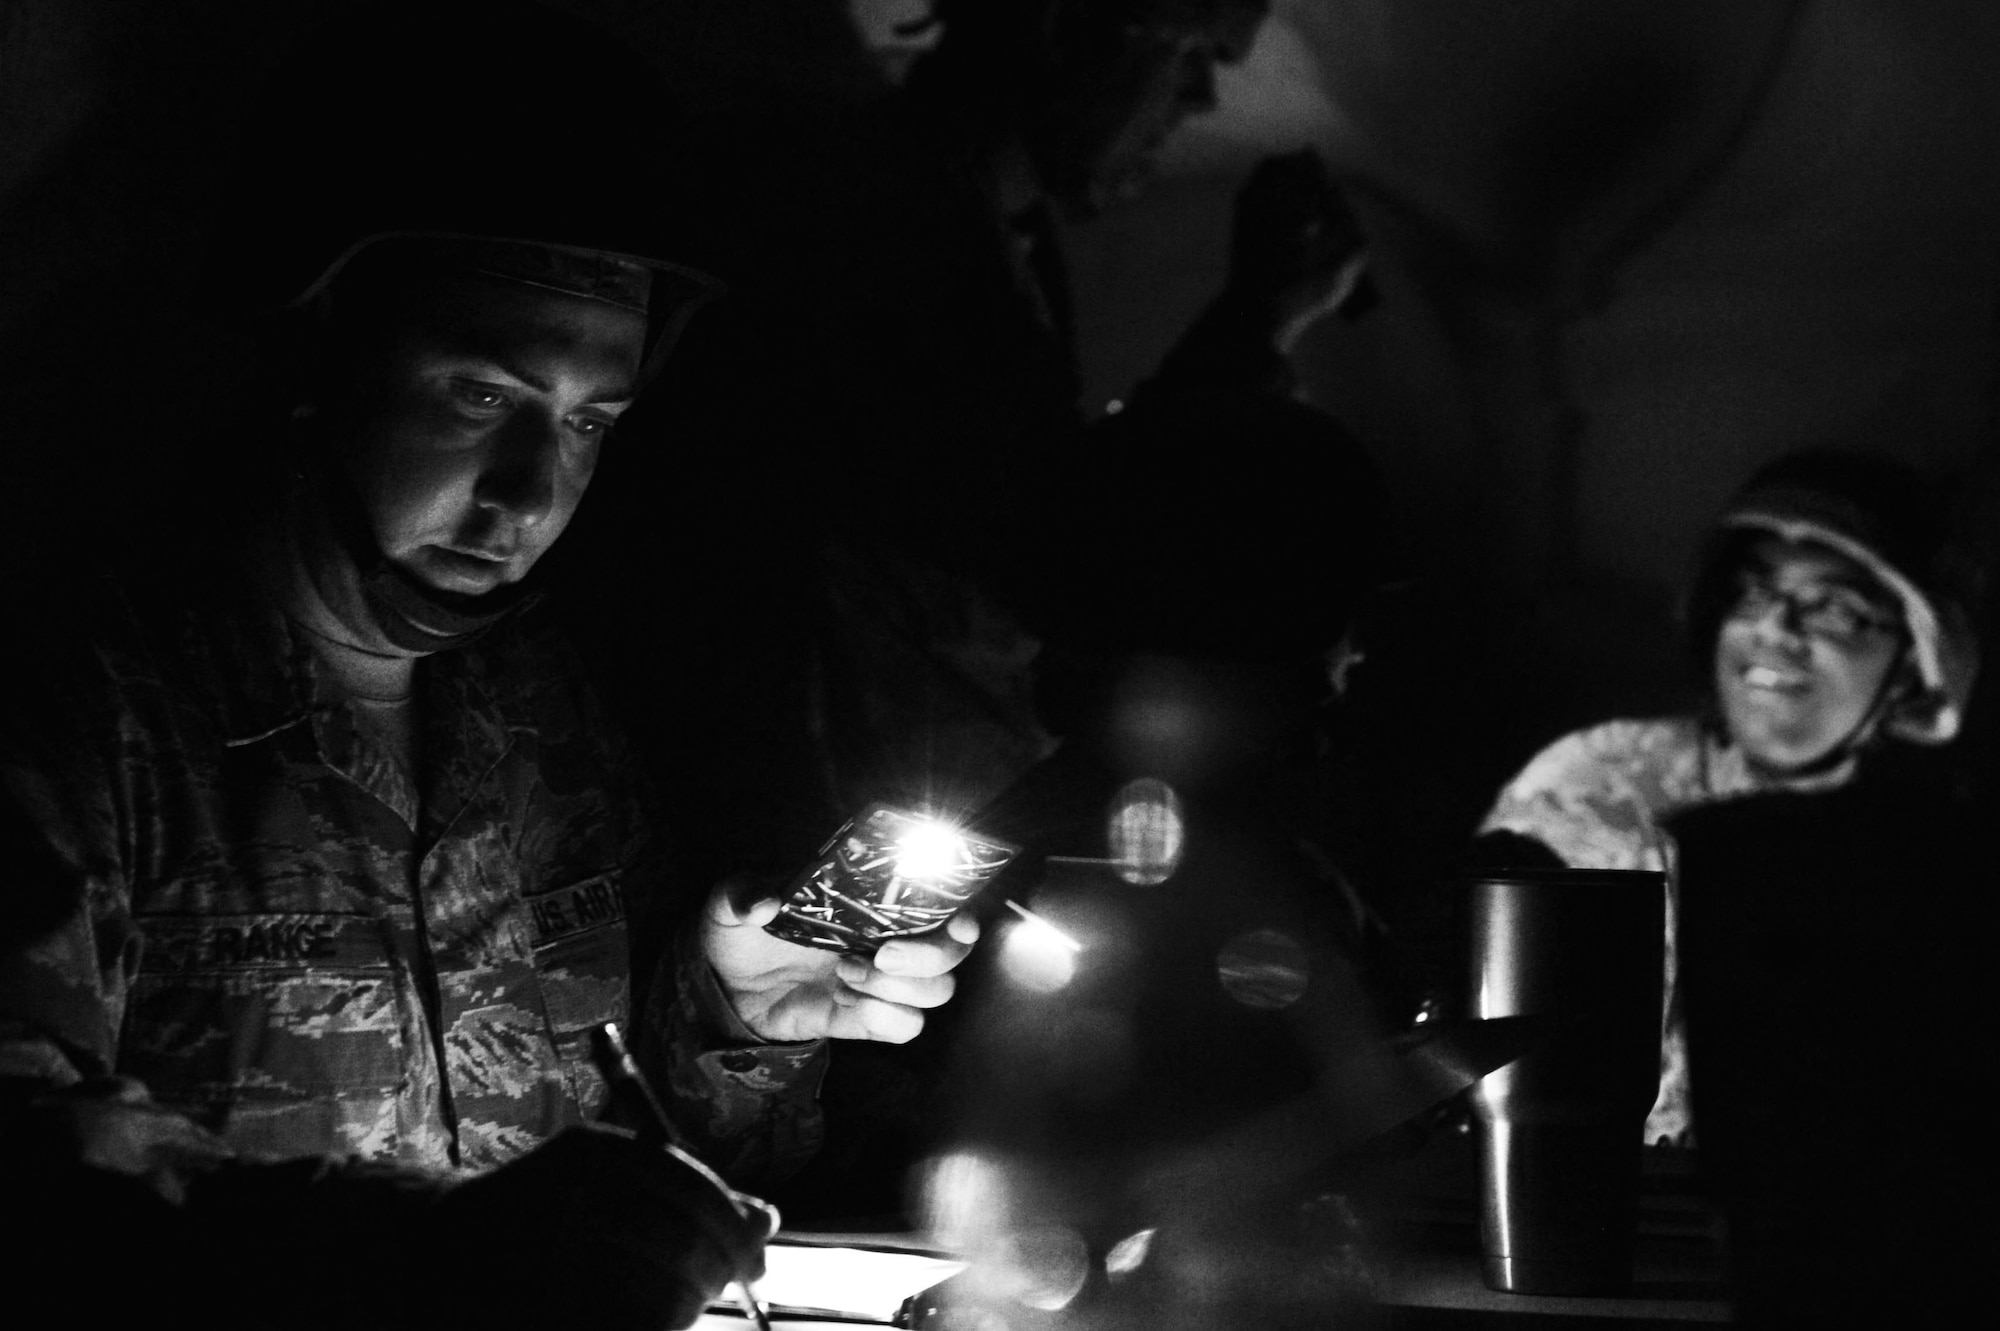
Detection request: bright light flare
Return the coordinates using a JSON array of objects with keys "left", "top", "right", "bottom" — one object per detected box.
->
[
  {"left": 767, "top": 805, "right": 1015, "bottom": 953},
  {"left": 1004, "top": 899, "right": 1081, "bottom": 951},
  {"left": 736, "top": 1247, "right": 964, "bottom": 1325},
  {"left": 1105, "top": 1227, "right": 1157, "bottom": 1278},
  {"left": 893, "top": 817, "right": 972, "bottom": 884},
  {"left": 999, "top": 915, "right": 1079, "bottom": 993}
]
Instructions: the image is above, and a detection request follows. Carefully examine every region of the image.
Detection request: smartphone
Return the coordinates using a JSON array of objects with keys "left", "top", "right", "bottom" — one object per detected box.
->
[{"left": 764, "top": 804, "right": 1019, "bottom": 955}]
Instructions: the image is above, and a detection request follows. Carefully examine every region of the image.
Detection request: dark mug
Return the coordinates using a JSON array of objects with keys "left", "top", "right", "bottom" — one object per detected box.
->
[{"left": 1466, "top": 869, "right": 1665, "bottom": 1295}]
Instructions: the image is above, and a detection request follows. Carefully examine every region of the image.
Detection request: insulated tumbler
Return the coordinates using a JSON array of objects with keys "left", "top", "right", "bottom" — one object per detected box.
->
[{"left": 1466, "top": 869, "right": 1665, "bottom": 1296}]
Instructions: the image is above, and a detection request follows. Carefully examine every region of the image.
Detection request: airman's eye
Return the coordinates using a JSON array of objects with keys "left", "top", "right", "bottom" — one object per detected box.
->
[
  {"left": 1807, "top": 602, "right": 1862, "bottom": 636},
  {"left": 448, "top": 381, "right": 510, "bottom": 414},
  {"left": 567, "top": 413, "right": 616, "bottom": 440}
]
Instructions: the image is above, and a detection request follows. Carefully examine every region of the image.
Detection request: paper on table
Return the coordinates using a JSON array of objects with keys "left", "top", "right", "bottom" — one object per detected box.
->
[{"left": 709, "top": 1241, "right": 967, "bottom": 1324}]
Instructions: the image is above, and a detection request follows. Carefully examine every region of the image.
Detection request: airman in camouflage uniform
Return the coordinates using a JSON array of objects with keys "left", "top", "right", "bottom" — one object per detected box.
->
[
  {"left": 0, "top": 5, "right": 978, "bottom": 1326},
  {"left": 1479, "top": 449, "right": 1979, "bottom": 1148},
  {"left": 0, "top": 571, "right": 825, "bottom": 1180}
]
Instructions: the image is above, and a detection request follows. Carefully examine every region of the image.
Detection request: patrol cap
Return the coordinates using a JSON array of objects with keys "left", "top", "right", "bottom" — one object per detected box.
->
[{"left": 217, "top": 0, "right": 721, "bottom": 379}]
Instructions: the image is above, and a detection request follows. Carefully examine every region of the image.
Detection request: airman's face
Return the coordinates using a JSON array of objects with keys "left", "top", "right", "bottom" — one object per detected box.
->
[
  {"left": 311, "top": 273, "right": 645, "bottom": 651},
  {"left": 1712, "top": 537, "right": 1908, "bottom": 773}
]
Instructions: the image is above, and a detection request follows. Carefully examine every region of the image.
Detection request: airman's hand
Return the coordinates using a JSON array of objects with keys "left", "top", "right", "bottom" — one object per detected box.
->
[
  {"left": 701, "top": 875, "right": 980, "bottom": 1044},
  {"left": 436, "top": 1124, "right": 777, "bottom": 1331}
]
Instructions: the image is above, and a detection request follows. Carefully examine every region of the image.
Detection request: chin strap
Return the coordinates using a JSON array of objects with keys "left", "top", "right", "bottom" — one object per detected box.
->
[
  {"left": 298, "top": 421, "right": 543, "bottom": 652},
  {"left": 1823, "top": 637, "right": 1919, "bottom": 768},
  {"left": 1735, "top": 639, "right": 1917, "bottom": 785},
  {"left": 356, "top": 556, "right": 541, "bottom": 652}
]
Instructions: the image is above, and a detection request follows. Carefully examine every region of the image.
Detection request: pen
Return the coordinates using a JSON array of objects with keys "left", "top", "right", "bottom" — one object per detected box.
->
[{"left": 590, "top": 1022, "right": 776, "bottom": 1331}]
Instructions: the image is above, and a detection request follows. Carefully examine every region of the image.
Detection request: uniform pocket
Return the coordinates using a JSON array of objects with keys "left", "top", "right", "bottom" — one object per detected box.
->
[
  {"left": 523, "top": 872, "right": 631, "bottom": 1115},
  {"left": 123, "top": 912, "right": 408, "bottom": 1104}
]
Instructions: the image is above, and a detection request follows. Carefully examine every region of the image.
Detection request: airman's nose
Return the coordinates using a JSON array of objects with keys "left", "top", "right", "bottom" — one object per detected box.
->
[
  {"left": 1745, "top": 595, "right": 1811, "bottom": 650},
  {"left": 477, "top": 411, "right": 560, "bottom": 528}
]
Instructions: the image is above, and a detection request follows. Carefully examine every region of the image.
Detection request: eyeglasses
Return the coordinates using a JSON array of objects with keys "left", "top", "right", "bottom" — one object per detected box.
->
[{"left": 1727, "top": 571, "right": 1903, "bottom": 645}]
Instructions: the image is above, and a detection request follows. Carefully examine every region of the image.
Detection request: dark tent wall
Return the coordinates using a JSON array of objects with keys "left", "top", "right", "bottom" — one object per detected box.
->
[
  {"left": 1056, "top": 0, "right": 2000, "bottom": 942},
  {"left": 1078, "top": 0, "right": 2000, "bottom": 587},
  {"left": 5, "top": 0, "right": 1997, "bottom": 943}
]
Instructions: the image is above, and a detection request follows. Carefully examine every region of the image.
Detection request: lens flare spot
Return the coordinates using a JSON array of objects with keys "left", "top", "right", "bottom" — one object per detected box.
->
[
  {"left": 913, "top": 1152, "right": 1010, "bottom": 1252},
  {"left": 1217, "top": 928, "right": 1309, "bottom": 1010},
  {"left": 996, "top": 1225, "right": 1092, "bottom": 1311},
  {"left": 1107, "top": 778, "right": 1185, "bottom": 885},
  {"left": 1105, "top": 1227, "right": 1157, "bottom": 1278},
  {"left": 999, "top": 918, "right": 1079, "bottom": 992}
]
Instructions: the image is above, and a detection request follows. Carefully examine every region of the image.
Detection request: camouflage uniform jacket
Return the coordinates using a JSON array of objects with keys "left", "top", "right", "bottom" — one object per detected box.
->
[
  {"left": 1480, "top": 716, "right": 1852, "bottom": 1146},
  {"left": 0, "top": 571, "right": 825, "bottom": 1189}
]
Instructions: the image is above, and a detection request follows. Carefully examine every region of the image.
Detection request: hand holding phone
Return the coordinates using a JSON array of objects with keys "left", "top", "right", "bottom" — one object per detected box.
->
[{"left": 699, "top": 809, "right": 1007, "bottom": 1044}]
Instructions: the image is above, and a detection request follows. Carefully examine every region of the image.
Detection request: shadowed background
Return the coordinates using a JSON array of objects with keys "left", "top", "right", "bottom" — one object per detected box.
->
[{"left": 4, "top": 0, "right": 1997, "bottom": 952}]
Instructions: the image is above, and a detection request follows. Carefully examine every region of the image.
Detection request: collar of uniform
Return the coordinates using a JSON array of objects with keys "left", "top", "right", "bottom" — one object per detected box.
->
[
  {"left": 174, "top": 578, "right": 320, "bottom": 749},
  {"left": 410, "top": 615, "right": 543, "bottom": 849},
  {"left": 104, "top": 549, "right": 541, "bottom": 753},
  {"left": 203, "top": 597, "right": 543, "bottom": 847},
  {"left": 198, "top": 565, "right": 539, "bottom": 744},
  {"left": 423, "top": 610, "right": 541, "bottom": 738},
  {"left": 1702, "top": 726, "right": 1858, "bottom": 801}
]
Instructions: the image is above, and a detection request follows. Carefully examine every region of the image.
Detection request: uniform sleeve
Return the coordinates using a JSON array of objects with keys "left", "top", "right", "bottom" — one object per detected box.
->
[
  {"left": 1477, "top": 722, "right": 1674, "bottom": 872},
  {"left": 0, "top": 690, "right": 136, "bottom": 1080},
  {"left": 1478, "top": 721, "right": 1691, "bottom": 1144},
  {"left": 3, "top": 619, "right": 469, "bottom": 1319},
  {"left": 0, "top": 646, "right": 247, "bottom": 1202},
  {"left": 554, "top": 624, "right": 832, "bottom": 1192},
  {"left": 640, "top": 926, "right": 828, "bottom": 1190}
]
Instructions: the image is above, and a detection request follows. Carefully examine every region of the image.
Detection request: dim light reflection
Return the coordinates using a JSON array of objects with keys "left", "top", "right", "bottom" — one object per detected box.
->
[
  {"left": 1107, "top": 778, "right": 1185, "bottom": 885},
  {"left": 995, "top": 1225, "right": 1092, "bottom": 1311},
  {"left": 1216, "top": 928, "right": 1310, "bottom": 1010},
  {"left": 914, "top": 1151, "right": 1011, "bottom": 1253},
  {"left": 911, "top": 1156, "right": 1087, "bottom": 1313},
  {"left": 1105, "top": 1227, "right": 1157, "bottom": 1278}
]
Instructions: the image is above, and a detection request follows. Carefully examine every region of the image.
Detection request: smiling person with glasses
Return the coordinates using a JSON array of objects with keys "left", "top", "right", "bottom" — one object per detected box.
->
[
  {"left": 1712, "top": 540, "right": 1912, "bottom": 775},
  {"left": 1473, "top": 449, "right": 1980, "bottom": 1147}
]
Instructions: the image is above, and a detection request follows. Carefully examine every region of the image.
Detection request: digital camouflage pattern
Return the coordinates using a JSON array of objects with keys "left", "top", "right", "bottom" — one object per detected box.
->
[
  {"left": 0, "top": 571, "right": 824, "bottom": 1189},
  {"left": 1480, "top": 716, "right": 1854, "bottom": 1146}
]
